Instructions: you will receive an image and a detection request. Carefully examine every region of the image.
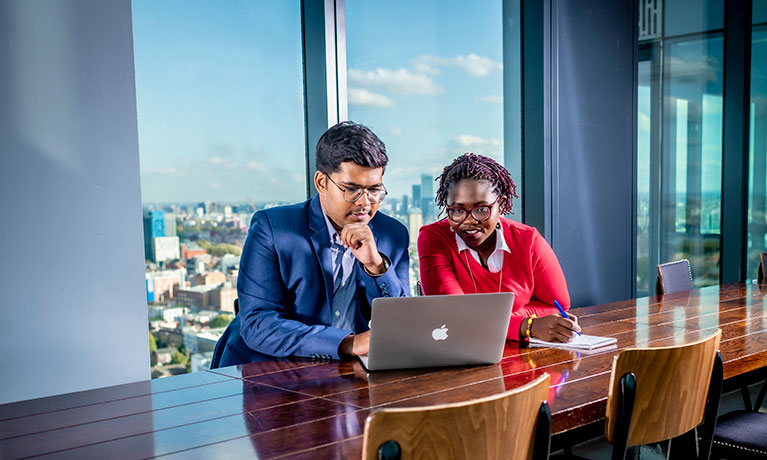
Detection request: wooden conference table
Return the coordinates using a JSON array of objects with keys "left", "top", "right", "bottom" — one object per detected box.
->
[{"left": 1, "top": 282, "right": 766, "bottom": 459}]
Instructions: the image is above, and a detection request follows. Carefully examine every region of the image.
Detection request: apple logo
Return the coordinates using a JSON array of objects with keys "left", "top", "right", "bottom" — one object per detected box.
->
[{"left": 432, "top": 324, "right": 449, "bottom": 341}]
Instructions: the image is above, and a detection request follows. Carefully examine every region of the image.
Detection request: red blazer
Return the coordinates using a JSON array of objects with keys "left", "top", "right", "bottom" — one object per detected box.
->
[{"left": 417, "top": 217, "right": 571, "bottom": 340}]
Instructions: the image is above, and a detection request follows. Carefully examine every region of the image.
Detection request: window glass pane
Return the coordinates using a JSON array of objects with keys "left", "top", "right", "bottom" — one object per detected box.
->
[
  {"left": 637, "top": 59, "right": 652, "bottom": 294},
  {"left": 748, "top": 26, "right": 767, "bottom": 280},
  {"left": 661, "top": 36, "right": 723, "bottom": 287},
  {"left": 755, "top": 0, "right": 767, "bottom": 25},
  {"left": 132, "top": 0, "right": 305, "bottom": 377},
  {"left": 664, "top": 0, "right": 723, "bottom": 37},
  {"left": 345, "top": 0, "right": 512, "bottom": 290}
]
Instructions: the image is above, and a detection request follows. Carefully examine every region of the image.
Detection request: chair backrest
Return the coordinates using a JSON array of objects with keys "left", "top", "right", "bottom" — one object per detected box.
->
[
  {"left": 362, "top": 373, "right": 551, "bottom": 460},
  {"left": 415, "top": 280, "right": 424, "bottom": 296},
  {"left": 656, "top": 259, "right": 693, "bottom": 295},
  {"left": 605, "top": 329, "right": 722, "bottom": 446},
  {"left": 759, "top": 252, "right": 767, "bottom": 284}
]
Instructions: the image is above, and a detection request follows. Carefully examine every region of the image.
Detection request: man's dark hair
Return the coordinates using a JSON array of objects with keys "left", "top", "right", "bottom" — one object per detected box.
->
[
  {"left": 435, "top": 153, "right": 519, "bottom": 215},
  {"left": 316, "top": 121, "right": 388, "bottom": 174}
]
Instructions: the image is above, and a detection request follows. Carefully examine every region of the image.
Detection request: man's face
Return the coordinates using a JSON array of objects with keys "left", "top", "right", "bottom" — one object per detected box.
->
[{"left": 314, "top": 162, "right": 384, "bottom": 230}]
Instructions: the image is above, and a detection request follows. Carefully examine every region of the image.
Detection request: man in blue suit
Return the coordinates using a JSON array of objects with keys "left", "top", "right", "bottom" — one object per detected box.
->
[{"left": 211, "top": 122, "right": 410, "bottom": 367}]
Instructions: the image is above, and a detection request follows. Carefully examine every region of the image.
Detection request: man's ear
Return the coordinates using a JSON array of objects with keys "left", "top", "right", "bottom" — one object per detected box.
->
[{"left": 313, "top": 170, "right": 325, "bottom": 195}]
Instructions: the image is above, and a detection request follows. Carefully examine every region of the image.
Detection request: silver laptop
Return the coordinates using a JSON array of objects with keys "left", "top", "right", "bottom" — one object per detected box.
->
[{"left": 359, "top": 292, "right": 515, "bottom": 371}]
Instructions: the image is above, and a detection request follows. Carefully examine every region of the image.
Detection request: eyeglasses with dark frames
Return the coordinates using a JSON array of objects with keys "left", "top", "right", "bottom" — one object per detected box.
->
[
  {"left": 325, "top": 174, "right": 388, "bottom": 203},
  {"left": 445, "top": 196, "right": 501, "bottom": 225}
]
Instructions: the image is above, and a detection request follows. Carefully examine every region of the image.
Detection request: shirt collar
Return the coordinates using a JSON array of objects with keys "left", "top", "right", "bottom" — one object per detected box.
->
[
  {"left": 455, "top": 225, "right": 510, "bottom": 255},
  {"left": 321, "top": 206, "right": 342, "bottom": 246}
]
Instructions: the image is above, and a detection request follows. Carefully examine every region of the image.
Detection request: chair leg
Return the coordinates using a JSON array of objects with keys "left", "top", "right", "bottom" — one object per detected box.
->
[
  {"left": 698, "top": 352, "right": 723, "bottom": 460},
  {"left": 533, "top": 401, "right": 552, "bottom": 460},
  {"left": 754, "top": 376, "right": 767, "bottom": 410},
  {"left": 667, "top": 428, "right": 698, "bottom": 460},
  {"left": 612, "top": 373, "right": 637, "bottom": 460},
  {"left": 740, "top": 374, "right": 754, "bottom": 411}
]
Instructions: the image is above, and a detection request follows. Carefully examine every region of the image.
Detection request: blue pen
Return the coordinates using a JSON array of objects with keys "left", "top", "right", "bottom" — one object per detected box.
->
[{"left": 553, "top": 299, "right": 581, "bottom": 336}]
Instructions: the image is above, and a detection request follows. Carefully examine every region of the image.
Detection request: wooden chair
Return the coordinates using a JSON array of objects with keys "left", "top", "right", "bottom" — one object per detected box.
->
[
  {"left": 605, "top": 330, "right": 723, "bottom": 460},
  {"left": 759, "top": 252, "right": 767, "bottom": 284},
  {"left": 415, "top": 280, "right": 424, "bottom": 296},
  {"left": 362, "top": 373, "right": 552, "bottom": 460},
  {"left": 656, "top": 259, "right": 694, "bottom": 295}
]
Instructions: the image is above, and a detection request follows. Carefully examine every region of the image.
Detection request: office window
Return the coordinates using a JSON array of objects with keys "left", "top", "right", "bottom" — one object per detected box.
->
[
  {"left": 345, "top": 0, "right": 514, "bottom": 289},
  {"left": 749, "top": 6, "right": 767, "bottom": 280},
  {"left": 132, "top": 1, "right": 305, "bottom": 377},
  {"left": 636, "top": 1, "right": 724, "bottom": 295},
  {"left": 661, "top": 36, "right": 723, "bottom": 287},
  {"left": 636, "top": 57, "right": 653, "bottom": 294}
]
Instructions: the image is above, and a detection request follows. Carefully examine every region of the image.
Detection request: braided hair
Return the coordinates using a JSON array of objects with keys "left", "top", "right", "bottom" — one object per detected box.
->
[{"left": 435, "top": 153, "right": 519, "bottom": 215}]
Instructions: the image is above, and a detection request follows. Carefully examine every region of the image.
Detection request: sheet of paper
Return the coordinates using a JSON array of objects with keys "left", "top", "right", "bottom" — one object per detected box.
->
[{"left": 528, "top": 334, "right": 617, "bottom": 350}]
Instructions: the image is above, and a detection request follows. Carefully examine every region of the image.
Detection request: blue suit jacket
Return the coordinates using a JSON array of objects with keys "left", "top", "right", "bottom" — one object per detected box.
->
[{"left": 211, "top": 195, "right": 410, "bottom": 367}]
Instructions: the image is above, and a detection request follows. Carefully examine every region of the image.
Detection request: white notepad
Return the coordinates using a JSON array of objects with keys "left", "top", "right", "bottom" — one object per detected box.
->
[{"left": 529, "top": 334, "right": 617, "bottom": 351}]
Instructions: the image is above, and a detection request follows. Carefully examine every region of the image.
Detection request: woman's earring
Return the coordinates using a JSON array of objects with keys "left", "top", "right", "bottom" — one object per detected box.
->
[
  {"left": 449, "top": 226, "right": 455, "bottom": 233},
  {"left": 496, "top": 222, "right": 501, "bottom": 230}
]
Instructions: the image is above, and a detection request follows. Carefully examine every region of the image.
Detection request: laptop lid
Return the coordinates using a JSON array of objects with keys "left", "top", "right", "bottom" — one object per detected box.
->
[{"left": 360, "top": 292, "right": 515, "bottom": 371}]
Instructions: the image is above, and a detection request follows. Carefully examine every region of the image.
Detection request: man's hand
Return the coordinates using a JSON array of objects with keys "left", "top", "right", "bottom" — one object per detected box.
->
[
  {"left": 523, "top": 314, "right": 581, "bottom": 342},
  {"left": 339, "top": 223, "right": 386, "bottom": 275},
  {"left": 339, "top": 331, "right": 371, "bottom": 357}
]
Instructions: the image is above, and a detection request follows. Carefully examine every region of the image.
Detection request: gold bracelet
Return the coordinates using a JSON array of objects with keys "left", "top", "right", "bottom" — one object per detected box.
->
[{"left": 525, "top": 314, "right": 537, "bottom": 339}]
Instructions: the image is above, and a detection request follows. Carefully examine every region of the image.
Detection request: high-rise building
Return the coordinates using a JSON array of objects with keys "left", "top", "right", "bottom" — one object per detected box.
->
[
  {"left": 192, "top": 271, "right": 226, "bottom": 287},
  {"left": 408, "top": 208, "right": 423, "bottom": 246},
  {"left": 152, "top": 236, "right": 180, "bottom": 263},
  {"left": 175, "top": 285, "right": 217, "bottom": 309},
  {"left": 421, "top": 174, "right": 434, "bottom": 220},
  {"left": 145, "top": 269, "right": 185, "bottom": 303},
  {"left": 412, "top": 184, "right": 421, "bottom": 209},
  {"left": 163, "top": 213, "right": 177, "bottom": 237},
  {"left": 143, "top": 210, "right": 165, "bottom": 261},
  {"left": 400, "top": 195, "right": 409, "bottom": 214}
]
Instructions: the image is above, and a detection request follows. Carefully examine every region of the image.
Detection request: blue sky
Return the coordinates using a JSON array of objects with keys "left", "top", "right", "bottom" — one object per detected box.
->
[{"left": 132, "top": 0, "right": 505, "bottom": 205}]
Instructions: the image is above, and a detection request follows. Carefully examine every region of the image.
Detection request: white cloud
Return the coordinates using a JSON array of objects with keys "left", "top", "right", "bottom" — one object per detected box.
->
[
  {"left": 348, "top": 88, "right": 395, "bottom": 107},
  {"left": 456, "top": 134, "right": 501, "bottom": 148},
  {"left": 389, "top": 127, "right": 403, "bottom": 136},
  {"left": 208, "top": 156, "right": 236, "bottom": 168},
  {"left": 210, "top": 181, "right": 220, "bottom": 189},
  {"left": 413, "top": 54, "right": 502, "bottom": 77},
  {"left": 246, "top": 161, "right": 266, "bottom": 172},
  {"left": 347, "top": 68, "right": 443, "bottom": 95},
  {"left": 476, "top": 95, "right": 503, "bottom": 104},
  {"left": 450, "top": 135, "right": 503, "bottom": 158},
  {"left": 144, "top": 167, "right": 179, "bottom": 176},
  {"left": 412, "top": 61, "right": 441, "bottom": 75}
]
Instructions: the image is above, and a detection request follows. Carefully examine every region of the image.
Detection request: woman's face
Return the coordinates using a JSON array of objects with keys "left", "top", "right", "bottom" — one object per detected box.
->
[{"left": 446, "top": 179, "right": 503, "bottom": 249}]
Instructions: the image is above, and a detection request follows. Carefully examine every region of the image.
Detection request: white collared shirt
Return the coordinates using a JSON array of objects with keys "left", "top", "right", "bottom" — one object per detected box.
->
[
  {"left": 455, "top": 227, "right": 511, "bottom": 273},
  {"left": 322, "top": 210, "right": 356, "bottom": 286}
]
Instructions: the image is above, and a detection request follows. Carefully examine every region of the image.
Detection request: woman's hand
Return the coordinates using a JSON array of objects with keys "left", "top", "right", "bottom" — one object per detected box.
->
[{"left": 531, "top": 314, "right": 581, "bottom": 342}]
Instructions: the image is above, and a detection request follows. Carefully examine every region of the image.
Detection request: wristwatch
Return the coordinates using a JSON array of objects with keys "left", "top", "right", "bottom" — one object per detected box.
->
[{"left": 361, "top": 252, "right": 390, "bottom": 277}]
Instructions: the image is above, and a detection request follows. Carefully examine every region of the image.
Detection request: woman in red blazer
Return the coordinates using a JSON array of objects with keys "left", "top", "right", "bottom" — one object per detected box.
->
[{"left": 418, "top": 153, "right": 580, "bottom": 342}]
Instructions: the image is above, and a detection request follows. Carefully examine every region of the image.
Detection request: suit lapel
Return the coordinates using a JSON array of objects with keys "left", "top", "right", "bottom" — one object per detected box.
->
[{"left": 308, "top": 196, "right": 334, "bottom": 312}]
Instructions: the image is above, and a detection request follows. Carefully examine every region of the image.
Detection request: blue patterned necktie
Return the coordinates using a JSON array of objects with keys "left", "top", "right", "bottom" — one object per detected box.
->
[{"left": 333, "top": 242, "right": 346, "bottom": 292}]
